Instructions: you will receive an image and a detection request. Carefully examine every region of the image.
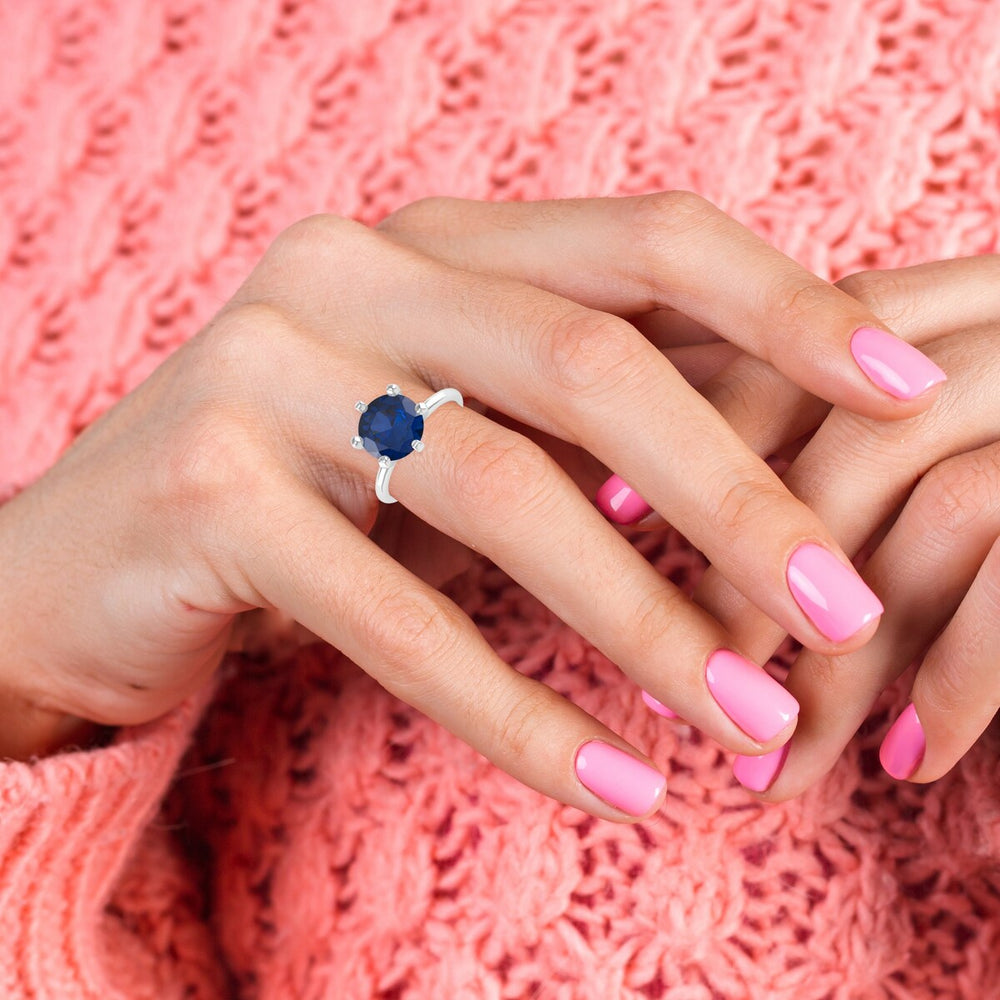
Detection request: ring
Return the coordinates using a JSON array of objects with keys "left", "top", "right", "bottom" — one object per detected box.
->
[{"left": 351, "top": 384, "right": 464, "bottom": 503}]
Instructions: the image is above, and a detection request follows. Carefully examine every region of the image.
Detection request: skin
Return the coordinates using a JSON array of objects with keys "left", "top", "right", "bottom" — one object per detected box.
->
[
  {"left": 0, "top": 194, "right": 945, "bottom": 823},
  {"left": 686, "top": 256, "right": 1000, "bottom": 797}
]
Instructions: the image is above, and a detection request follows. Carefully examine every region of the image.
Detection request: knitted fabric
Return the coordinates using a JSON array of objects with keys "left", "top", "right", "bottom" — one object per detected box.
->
[{"left": 2, "top": 1, "right": 1000, "bottom": 998}]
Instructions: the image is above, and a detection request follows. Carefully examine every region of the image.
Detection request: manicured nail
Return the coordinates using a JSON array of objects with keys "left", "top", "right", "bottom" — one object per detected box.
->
[
  {"left": 734, "top": 743, "right": 790, "bottom": 792},
  {"left": 596, "top": 474, "right": 653, "bottom": 525},
  {"left": 574, "top": 740, "right": 666, "bottom": 816},
  {"left": 641, "top": 689, "right": 678, "bottom": 719},
  {"left": 705, "top": 649, "right": 799, "bottom": 742},
  {"left": 786, "top": 543, "right": 884, "bottom": 642},
  {"left": 850, "top": 327, "right": 947, "bottom": 400},
  {"left": 879, "top": 702, "right": 925, "bottom": 780}
]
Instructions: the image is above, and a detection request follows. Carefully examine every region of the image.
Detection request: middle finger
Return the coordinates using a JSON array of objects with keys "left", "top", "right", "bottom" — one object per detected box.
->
[{"left": 290, "top": 219, "right": 887, "bottom": 654}]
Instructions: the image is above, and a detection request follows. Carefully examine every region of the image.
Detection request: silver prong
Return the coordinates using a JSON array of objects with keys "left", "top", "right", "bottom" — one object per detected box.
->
[
  {"left": 355, "top": 401, "right": 367, "bottom": 413},
  {"left": 386, "top": 383, "right": 400, "bottom": 396},
  {"left": 414, "top": 401, "right": 427, "bottom": 415},
  {"left": 351, "top": 436, "right": 364, "bottom": 449},
  {"left": 378, "top": 455, "right": 392, "bottom": 468},
  {"left": 411, "top": 439, "right": 424, "bottom": 452}
]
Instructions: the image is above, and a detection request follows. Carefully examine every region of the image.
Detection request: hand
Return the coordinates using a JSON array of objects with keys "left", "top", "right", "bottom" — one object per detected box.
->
[
  {"left": 0, "top": 194, "right": 935, "bottom": 822},
  {"left": 674, "top": 255, "right": 1000, "bottom": 795}
]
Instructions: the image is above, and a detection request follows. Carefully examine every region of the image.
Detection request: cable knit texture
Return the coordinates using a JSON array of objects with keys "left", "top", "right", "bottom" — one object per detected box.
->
[{"left": 2, "top": 2, "right": 1000, "bottom": 998}]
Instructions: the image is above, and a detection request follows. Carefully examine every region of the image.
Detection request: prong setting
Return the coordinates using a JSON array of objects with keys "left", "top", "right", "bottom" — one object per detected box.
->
[{"left": 355, "top": 385, "right": 464, "bottom": 504}]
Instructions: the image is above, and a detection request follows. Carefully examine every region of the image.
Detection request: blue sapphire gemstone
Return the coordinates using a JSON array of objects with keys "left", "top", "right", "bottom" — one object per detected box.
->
[{"left": 358, "top": 393, "right": 424, "bottom": 461}]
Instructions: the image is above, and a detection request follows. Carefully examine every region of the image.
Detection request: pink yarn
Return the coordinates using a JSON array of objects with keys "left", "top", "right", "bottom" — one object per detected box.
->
[{"left": 2, "top": 1, "right": 1000, "bottom": 997}]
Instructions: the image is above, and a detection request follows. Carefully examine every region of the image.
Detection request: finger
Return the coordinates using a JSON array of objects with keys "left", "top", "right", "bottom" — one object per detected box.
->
[
  {"left": 385, "top": 393, "right": 800, "bottom": 757},
  {"left": 741, "top": 443, "right": 1000, "bottom": 797},
  {"left": 376, "top": 193, "right": 947, "bottom": 418},
  {"left": 364, "top": 238, "right": 885, "bottom": 652},
  {"left": 200, "top": 309, "right": 802, "bottom": 761},
  {"left": 248, "top": 220, "right": 885, "bottom": 654},
  {"left": 836, "top": 255, "right": 1000, "bottom": 341},
  {"left": 696, "top": 323, "right": 1000, "bottom": 664},
  {"left": 888, "top": 553, "right": 1000, "bottom": 782},
  {"left": 238, "top": 472, "right": 671, "bottom": 822}
]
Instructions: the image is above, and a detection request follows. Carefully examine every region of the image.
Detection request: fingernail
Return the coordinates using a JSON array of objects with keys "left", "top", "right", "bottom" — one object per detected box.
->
[
  {"left": 574, "top": 740, "right": 666, "bottom": 816},
  {"left": 641, "top": 689, "right": 678, "bottom": 719},
  {"left": 734, "top": 743, "right": 790, "bottom": 792},
  {"left": 596, "top": 474, "right": 654, "bottom": 525},
  {"left": 787, "top": 543, "right": 884, "bottom": 642},
  {"left": 705, "top": 649, "right": 799, "bottom": 742},
  {"left": 879, "top": 702, "right": 925, "bottom": 780},
  {"left": 850, "top": 327, "right": 947, "bottom": 400}
]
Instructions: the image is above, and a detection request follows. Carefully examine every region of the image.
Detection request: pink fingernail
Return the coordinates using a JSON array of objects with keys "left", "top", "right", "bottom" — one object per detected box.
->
[
  {"left": 705, "top": 649, "right": 799, "bottom": 742},
  {"left": 787, "top": 543, "right": 884, "bottom": 642},
  {"left": 574, "top": 740, "right": 666, "bottom": 816},
  {"left": 596, "top": 474, "right": 654, "bottom": 524},
  {"left": 879, "top": 702, "right": 925, "bottom": 780},
  {"left": 850, "top": 327, "right": 947, "bottom": 400},
  {"left": 641, "top": 689, "right": 678, "bottom": 719},
  {"left": 733, "top": 743, "right": 790, "bottom": 792}
]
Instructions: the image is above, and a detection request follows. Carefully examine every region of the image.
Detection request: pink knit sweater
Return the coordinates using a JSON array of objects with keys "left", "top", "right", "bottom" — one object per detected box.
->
[{"left": 3, "top": 2, "right": 1000, "bottom": 997}]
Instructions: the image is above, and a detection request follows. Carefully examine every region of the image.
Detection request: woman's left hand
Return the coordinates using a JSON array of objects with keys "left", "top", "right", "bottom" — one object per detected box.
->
[{"left": 678, "top": 255, "right": 1000, "bottom": 795}]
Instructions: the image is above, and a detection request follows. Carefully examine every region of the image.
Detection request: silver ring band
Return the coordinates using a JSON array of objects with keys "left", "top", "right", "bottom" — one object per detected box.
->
[{"left": 351, "top": 384, "right": 464, "bottom": 503}]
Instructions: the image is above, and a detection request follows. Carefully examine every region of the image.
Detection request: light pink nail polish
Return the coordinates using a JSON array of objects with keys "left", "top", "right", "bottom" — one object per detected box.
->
[
  {"left": 574, "top": 740, "right": 666, "bottom": 816},
  {"left": 705, "top": 649, "right": 799, "bottom": 742},
  {"left": 596, "top": 474, "right": 654, "bottom": 525},
  {"left": 850, "top": 327, "right": 947, "bottom": 400},
  {"left": 786, "top": 543, "right": 884, "bottom": 642},
  {"left": 734, "top": 743, "right": 790, "bottom": 792},
  {"left": 879, "top": 702, "right": 925, "bottom": 780},
  {"left": 641, "top": 689, "right": 679, "bottom": 719}
]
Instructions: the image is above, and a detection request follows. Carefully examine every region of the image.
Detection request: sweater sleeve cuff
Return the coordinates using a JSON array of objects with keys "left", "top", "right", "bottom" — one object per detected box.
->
[{"left": 0, "top": 684, "right": 214, "bottom": 987}]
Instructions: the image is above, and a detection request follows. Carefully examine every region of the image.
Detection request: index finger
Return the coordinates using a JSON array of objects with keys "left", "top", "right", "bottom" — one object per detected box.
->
[{"left": 377, "top": 192, "right": 946, "bottom": 420}]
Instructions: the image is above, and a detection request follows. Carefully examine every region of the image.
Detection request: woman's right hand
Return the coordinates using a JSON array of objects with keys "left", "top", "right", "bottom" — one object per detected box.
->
[{"left": 0, "top": 194, "right": 939, "bottom": 821}]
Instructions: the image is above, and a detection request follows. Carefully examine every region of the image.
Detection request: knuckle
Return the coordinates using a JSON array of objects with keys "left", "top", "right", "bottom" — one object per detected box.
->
[
  {"left": 630, "top": 583, "right": 687, "bottom": 665},
  {"left": 359, "top": 584, "right": 460, "bottom": 681},
  {"left": 712, "top": 475, "right": 792, "bottom": 547},
  {"left": 198, "top": 301, "right": 291, "bottom": 380},
  {"left": 630, "top": 190, "right": 719, "bottom": 285},
  {"left": 769, "top": 272, "right": 836, "bottom": 325},
  {"left": 537, "top": 308, "right": 643, "bottom": 399},
  {"left": 273, "top": 212, "right": 368, "bottom": 257},
  {"left": 914, "top": 452, "right": 1000, "bottom": 540},
  {"left": 265, "top": 213, "right": 388, "bottom": 291},
  {"left": 835, "top": 269, "right": 915, "bottom": 329},
  {"left": 450, "top": 428, "right": 552, "bottom": 517},
  {"left": 919, "top": 657, "right": 969, "bottom": 717},
  {"left": 491, "top": 682, "right": 553, "bottom": 764},
  {"left": 375, "top": 196, "right": 459, "bottom": 236}
]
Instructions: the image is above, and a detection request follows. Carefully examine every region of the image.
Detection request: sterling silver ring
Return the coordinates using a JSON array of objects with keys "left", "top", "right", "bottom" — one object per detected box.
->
[{"left": 351, "top": 384, "right": 464, "bottom": 503}]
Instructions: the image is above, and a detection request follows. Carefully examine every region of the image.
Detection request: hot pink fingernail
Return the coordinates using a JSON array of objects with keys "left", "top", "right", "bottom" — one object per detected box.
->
[
  {"left": 574, "top": 740, "right": 666, "bottom": 816},
  {"left": 705, "top": 649, "right": 799, "bottom": 742},
  {"left": 850, "top": 327, "right": 947, "bottom": 400},
  {"left": 879, "top": 702, "right": 925, "bottom": 780},
  {"left": 596, "top": 474, "right": 653, "bottom": 524},
  {"left": 733, "top": 743, "right": 790, "bottom": 792},
  {"left": 641, "top": 689, "right": 678, "bottom": 719},
  {"left": 786, "top": 543, "right": 884, "bottom": 642}
]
